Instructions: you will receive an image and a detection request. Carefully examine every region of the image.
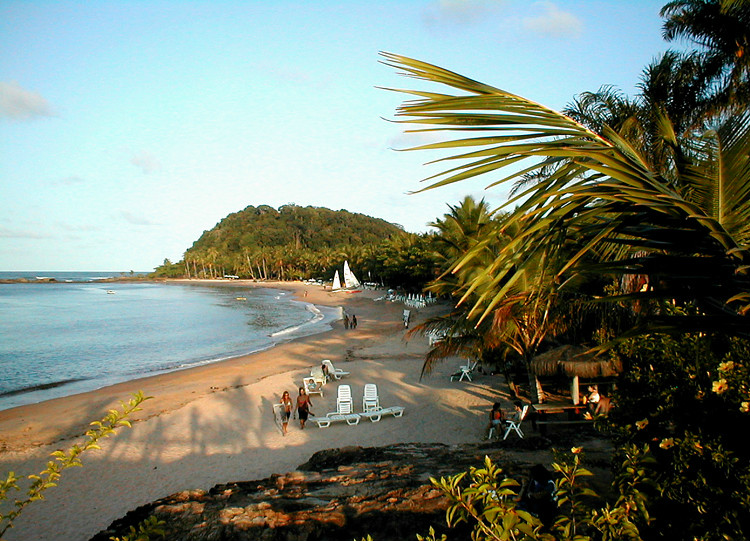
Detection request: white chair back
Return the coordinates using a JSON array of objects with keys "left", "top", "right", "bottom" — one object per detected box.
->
[
  {"left": 362, "top": 383, "right": 380, "bottom": 411},
  {"left": 337, "top": 384, "right": 353, "bottom": 414}
]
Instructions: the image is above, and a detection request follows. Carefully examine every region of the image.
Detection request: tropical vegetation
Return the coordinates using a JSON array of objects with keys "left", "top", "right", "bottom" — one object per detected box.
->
[
  {"left": 383, "top": 1, "right": 750, "bottom": 539},
  {"left": 0, "top": 393, "right": 152, "bottom": 540},
  {"left": 151, "top": 203, "right": 442, "bottom": 290}
]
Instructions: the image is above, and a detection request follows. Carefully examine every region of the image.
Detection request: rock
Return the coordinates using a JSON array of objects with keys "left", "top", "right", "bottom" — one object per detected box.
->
[{"left": 90, "top": 438, "right": 612, "bottom": 541}]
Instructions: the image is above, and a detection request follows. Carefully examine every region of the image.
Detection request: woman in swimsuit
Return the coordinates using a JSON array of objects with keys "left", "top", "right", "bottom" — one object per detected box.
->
[
  {"left": 280, "top": 390, "right": 293, "bottom": 435},
  {"left": 295, "top": 386, "right": 313, "bottom": 429}
]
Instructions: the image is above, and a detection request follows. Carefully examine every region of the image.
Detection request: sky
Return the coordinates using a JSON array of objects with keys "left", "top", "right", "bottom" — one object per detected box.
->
[{"left": 1, "top": 0, "right": 674, "bottom": 272}]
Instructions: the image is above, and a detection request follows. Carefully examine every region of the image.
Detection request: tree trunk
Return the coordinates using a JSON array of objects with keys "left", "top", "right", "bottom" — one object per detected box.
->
[{"left": 525, "top": 358, "right": 543, "bottom": 404}]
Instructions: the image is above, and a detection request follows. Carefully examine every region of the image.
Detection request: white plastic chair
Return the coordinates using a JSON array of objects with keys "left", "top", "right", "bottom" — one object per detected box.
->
[
  {"left": 503, "top": 405, "right": 529, "bottom": 440},
  {"left": 322, "top": 359, "right": 350, "bottom": 380},
  {"left": 362, "top": 383, "right": 380, "bottom": 412},
  {"left": 310, "top": 366, "right": 327, "bottom": 386},
  {"left": 335, "top": 384, "right": 354, "bottom": 413},
  {"left": 451, "top": 360, "right": 477, "bottom": 382},
  {"left": 302, "top": 376, "right": 323, "bottom": 397},
  {"left": 318, "top": 384, "right": 360, "bottom": 426}
]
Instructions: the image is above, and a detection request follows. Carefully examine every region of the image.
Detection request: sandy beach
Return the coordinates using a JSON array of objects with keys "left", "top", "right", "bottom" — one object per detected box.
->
[{"left": 0, "top": 281, "right": 514, "bottom": 541}]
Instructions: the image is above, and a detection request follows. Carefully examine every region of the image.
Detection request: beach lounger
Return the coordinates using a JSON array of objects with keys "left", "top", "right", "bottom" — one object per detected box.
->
[
  {"left": 322, "top": 359, "right": 350, "bottom": 380},
  {"left": 335, "top": 384, "right": 354, "bottom": 413},
  {"left": 310, "top": 385, "right": 361, "bottom": 427},
  {"left": 302, "top": 376, "right": 323, "bottom": 397},
  {"left": 309, "top": 413, "right": 361, "bottom": 427},
  {"left": 362, "top": 383, "right": 380, "bottom": 412},
  {"left": 359, "top": 406, "right": 405, "bottom": 423},
  {"left": 310, "top": 366, "right": 328, "bottom": 386}
]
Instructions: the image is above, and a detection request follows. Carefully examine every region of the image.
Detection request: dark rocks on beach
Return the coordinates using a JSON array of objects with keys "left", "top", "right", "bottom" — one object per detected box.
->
[{"left": 90, "top": 438, "right": 612, "bottom": 541}]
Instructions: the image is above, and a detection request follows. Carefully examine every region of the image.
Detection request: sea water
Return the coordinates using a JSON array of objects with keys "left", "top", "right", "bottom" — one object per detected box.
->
[{"left": 0, "top": 278, "right": 339, "bottom": 412}]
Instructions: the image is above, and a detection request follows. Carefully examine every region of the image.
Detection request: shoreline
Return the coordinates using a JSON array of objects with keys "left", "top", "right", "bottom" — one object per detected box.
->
[
  {"left": 0, "top": 280, "right": 516, "bottom": 541},
  {"left": 0, "top": 279, "right": 339, "bottom": 413},
  {"left": 0, "top": 280, "right": 370, "bottom": 449}
]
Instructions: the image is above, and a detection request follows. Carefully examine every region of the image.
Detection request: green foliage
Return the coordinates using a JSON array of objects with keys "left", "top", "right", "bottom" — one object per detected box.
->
[
  {"left": 110, "top": 515, "right": 166, "bottom": 541},
  {"left": 422, "top": 449, "right": 657, "bottom": 541},
  {"left": 603, "top": 332, "right": 750, "bottom": 540},
  {"left": 150, "top": 203, "right": 441, "bottom": 289},
  {"left": 0, "top": 392, "right": 151, "bottom": 539}
]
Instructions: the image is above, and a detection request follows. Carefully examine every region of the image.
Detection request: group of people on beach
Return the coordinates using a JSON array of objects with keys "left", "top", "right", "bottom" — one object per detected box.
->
[
  {"left": 485, "top": 400, "right": 524, "bottom": 439},
  {"left": 278, "top": 387, "right": 314, "bottom": 435},
  {"left": 343, "top": 313, "right": 357, "bottom": 329}
]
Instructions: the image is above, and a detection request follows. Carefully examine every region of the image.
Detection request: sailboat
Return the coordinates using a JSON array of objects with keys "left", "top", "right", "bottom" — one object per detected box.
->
[
  {"left": 331, "top": 261, "right": 361, "bottom": 292},
  {"left": 343, "top": 261, "right": 361, "bottom": 289},
  {"left": 332, "top": 270, "right": 342, "bottom": 291}
]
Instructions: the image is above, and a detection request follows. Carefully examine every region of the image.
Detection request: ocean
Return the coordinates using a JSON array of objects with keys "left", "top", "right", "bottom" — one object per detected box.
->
[{"left": 0, "top": 273, "right": 339, "bottom": 412}]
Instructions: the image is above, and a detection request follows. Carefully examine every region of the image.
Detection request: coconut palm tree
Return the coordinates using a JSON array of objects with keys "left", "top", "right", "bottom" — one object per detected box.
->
[
  {"left": 381, "top": 52, "right": 750, "bottom": 337},
  {"left": 661, "top": 0, "right": 750, "bottom": 111}
]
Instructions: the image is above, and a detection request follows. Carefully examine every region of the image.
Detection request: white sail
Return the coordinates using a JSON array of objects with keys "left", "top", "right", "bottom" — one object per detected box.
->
[
  {"left": 343, "top": 261, "right": 361, "bottom": 289},
  {"left": 332, "top": 270, "right": 342, "bottom": 291}
]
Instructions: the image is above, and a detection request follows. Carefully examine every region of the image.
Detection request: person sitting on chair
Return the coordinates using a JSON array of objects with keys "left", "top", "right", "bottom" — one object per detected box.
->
[
  {"left": 485, "top": 402, "right": 505, "bottom": 439},
  {"left": 586, "top": 385, "right": 600, "bottom": 413}
]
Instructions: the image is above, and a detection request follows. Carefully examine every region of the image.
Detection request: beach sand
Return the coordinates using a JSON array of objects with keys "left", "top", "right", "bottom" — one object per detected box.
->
[{"left": 0, "top": 281, "right": 514, "bottom": 541}]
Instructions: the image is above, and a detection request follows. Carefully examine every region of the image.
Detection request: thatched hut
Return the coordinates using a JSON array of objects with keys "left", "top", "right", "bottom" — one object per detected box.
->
[{"left": 530, "top": 345, "right": 622, "bottom": 404}]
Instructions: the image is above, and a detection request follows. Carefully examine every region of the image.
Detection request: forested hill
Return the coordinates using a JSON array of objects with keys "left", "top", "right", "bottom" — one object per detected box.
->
[
  {"left": 151, "top": 204, "right": 439, "bottom": 283},
  {"left": 190, "top": 204, "right": 403, "bottom": 254}
]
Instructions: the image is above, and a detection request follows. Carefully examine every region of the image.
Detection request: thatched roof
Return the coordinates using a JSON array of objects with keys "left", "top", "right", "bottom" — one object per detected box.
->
[{"left": 530, "top": 345, "right": 622, "bottom": 379}]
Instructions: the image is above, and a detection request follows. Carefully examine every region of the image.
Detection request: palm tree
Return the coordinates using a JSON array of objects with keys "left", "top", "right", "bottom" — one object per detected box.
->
[
  {"left": 661, "top": 0, "right": 750, "bottom": 111},
  {"left": 381, "top": 53, "right": 750, "bottom": 337}
]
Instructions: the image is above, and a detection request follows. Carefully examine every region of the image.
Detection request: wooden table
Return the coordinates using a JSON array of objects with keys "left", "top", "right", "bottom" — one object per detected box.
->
[{"left": 531, "top": 403, "right": 591, "bottom": 435}]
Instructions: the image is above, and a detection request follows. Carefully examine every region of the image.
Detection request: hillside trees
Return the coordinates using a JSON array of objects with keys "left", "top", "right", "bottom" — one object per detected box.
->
[{"left": 152, "top": 204, "right": 441, "bottom": 289}]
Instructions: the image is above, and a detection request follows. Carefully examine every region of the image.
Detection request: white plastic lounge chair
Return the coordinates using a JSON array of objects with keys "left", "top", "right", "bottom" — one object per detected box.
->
[
  {"left": 335, "top": 384, "right": 354, "bottom": 412},
  {"left": 322, "top": 359, "right": 350, "bottom": 380},
  {"left": 309, "top": 412, "right": 361, "bottom": 427},
  {"left": 503, "top": 405, "right": 529, "bottom": 440},
  {"left": 450, "top": 360, "right": 477, "bottom": 382},
  {"left": 310, "top": 366, "right": 327, "bottom": 386},
  {"left": 302, "top": 376, "right": 323, "bottom": 397},
  {"left": 314, "top": 385, "right": 360, "bottom": 427},
  {"left": 360, "top": 406, "right": 405, "bottom": 423},
  {"left": 362, "top": 383, "right": 380, "bottom": 412}
]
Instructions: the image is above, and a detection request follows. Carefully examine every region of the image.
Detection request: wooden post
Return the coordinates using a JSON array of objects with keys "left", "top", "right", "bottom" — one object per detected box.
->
[{"left": 571, "top": 375, "right": 580, "bottom": 405}]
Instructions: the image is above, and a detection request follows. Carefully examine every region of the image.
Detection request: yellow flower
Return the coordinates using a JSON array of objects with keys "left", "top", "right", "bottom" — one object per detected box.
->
[
  {"left": 712, "top": 379, "right": 729, "bottom": 394},
  {"left": 571, "top": 447, "right": 583, "bottom": 454},
  {"left": 635, "top": 419, "right": 649, "bottom": 430},
  {"left": 659, "top": 438, "right": 675, "bottom": 449},
  {"left": 718, "top": 361, "right": 735, "bottom": 372},
  {"left": 740, "top": 401, "right": 749, "bottom": 413}
]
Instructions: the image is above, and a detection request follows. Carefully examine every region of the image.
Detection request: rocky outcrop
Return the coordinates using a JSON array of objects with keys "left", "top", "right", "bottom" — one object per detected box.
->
[{"left": 91, "top": 436, "right": 612, "bottom": 541}]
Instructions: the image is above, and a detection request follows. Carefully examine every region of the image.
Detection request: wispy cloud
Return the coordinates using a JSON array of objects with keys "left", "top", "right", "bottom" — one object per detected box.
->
[
  {"left": 118, "top": 210, "right": 160, "bottom": 226},
  {"left": 0, "top": 226, "right": 53, "bottom": 239},
  {"left": 130, "top": 151, "right": 161, "bottom": 174},
  {"left": 423, "top": 0, "right": 505, "bottom": 27},
  {"left": 523, "top": 2, "right": 583, "bottom": 38},
  {"left": 58, "top": 175, "right": 87, "bottom": 185},
  {"left": 0, "top": 81, "right": 55, "bottom": 121}
]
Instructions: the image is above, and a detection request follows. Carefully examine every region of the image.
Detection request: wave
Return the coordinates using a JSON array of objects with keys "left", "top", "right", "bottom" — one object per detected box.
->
[
  {"left": 0, "top": 377, "right": 88, "bottom": 397},
  {"left": 270, "top": 303, "right": 325, "bottom": 337}
]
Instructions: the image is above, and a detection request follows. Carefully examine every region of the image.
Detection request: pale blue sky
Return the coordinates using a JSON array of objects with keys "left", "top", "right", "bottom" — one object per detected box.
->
[{"left": 1, "top": 1, "right": 671, "bottom": 271}]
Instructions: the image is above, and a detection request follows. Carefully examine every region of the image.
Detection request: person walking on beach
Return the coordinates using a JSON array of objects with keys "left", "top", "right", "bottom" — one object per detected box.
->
[
  {"left": 351, "top": 314, "right": 357, "bottom": 329},
  {"left": 295, "top": 386, "right": 313, "bottom": 429},
  {"left": 343, "top": 314, "right": 350, "bottom": 329},
  {"left": 280, "top": 391, "right": 293, "bottom": 435}
]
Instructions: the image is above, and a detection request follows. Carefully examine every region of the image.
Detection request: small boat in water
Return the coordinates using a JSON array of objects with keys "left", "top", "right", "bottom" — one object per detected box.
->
[{"left": 106, "top": 290, "right": 116, "bottom": 294}]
